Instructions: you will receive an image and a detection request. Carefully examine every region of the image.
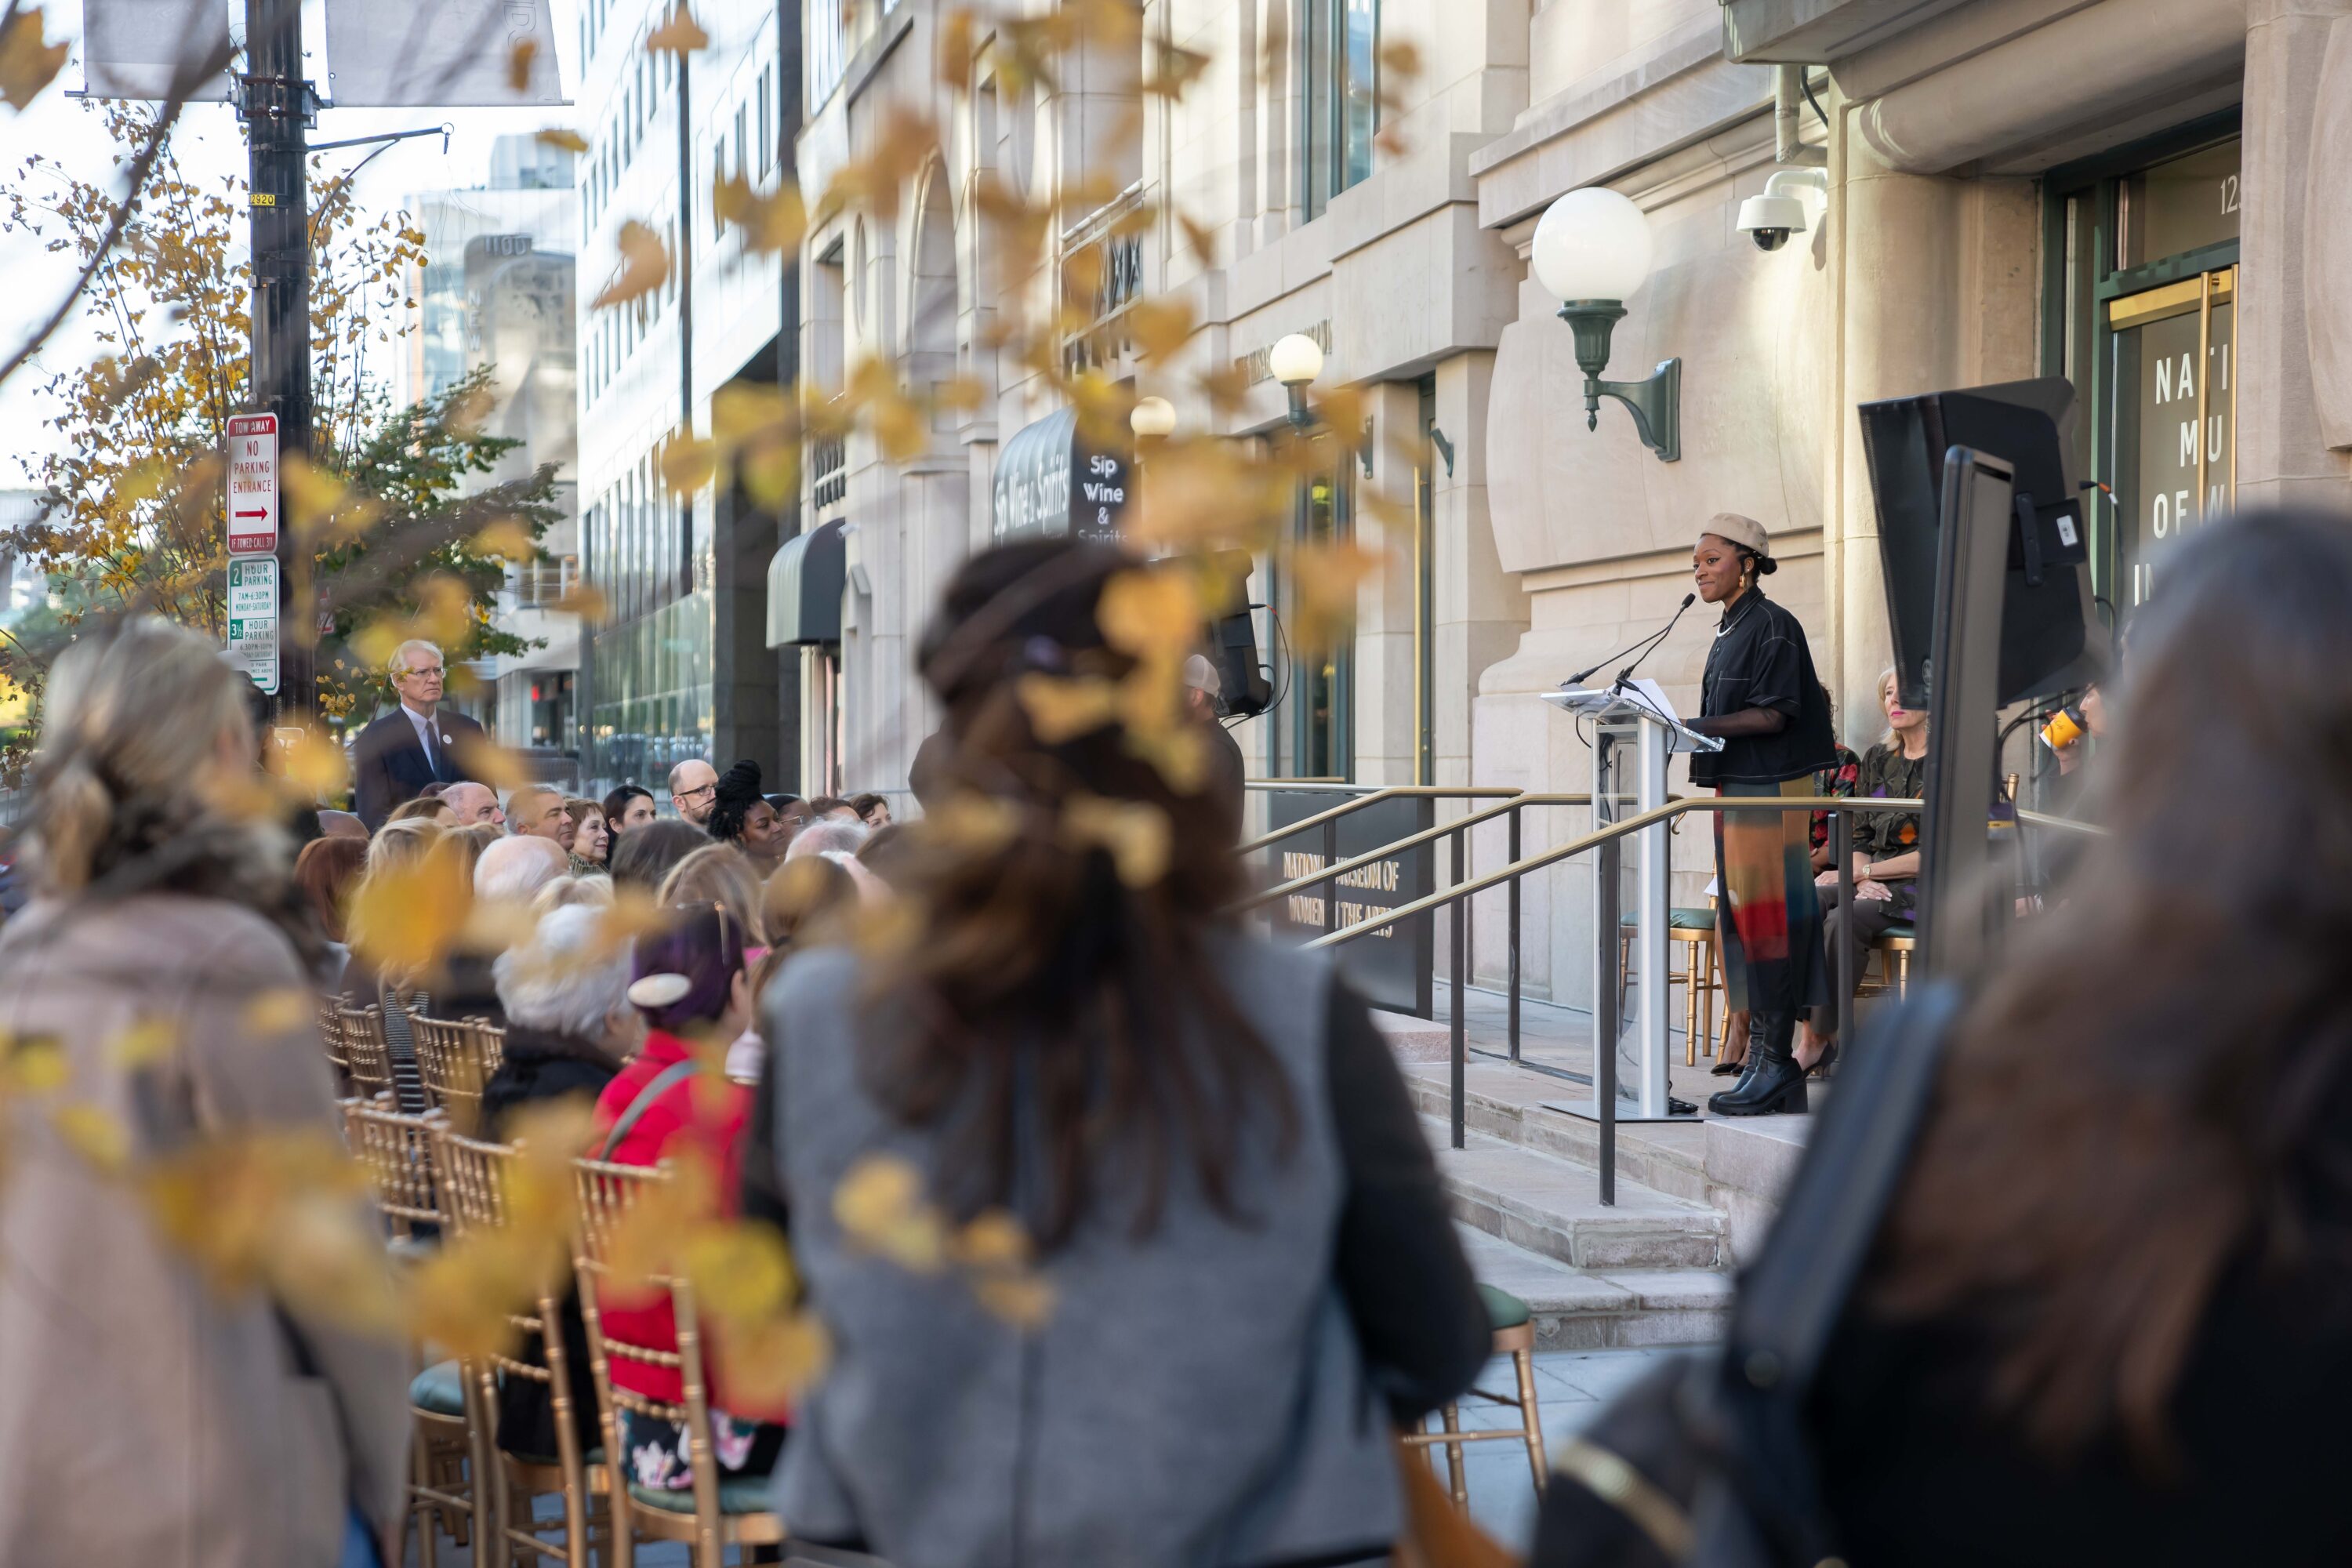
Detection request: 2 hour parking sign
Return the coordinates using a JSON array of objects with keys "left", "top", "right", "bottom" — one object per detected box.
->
[{"left": 227, "top": 555, "right": 280, "bottom": 695}]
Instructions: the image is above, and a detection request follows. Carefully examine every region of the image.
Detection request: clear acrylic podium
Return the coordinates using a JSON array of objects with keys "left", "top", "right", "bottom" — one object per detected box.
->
[{"left": 1541, "top": 681, "right": 1722, "bottom": 1120}]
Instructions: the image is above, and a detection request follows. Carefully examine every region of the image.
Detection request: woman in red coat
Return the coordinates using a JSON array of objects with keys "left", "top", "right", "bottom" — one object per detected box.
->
[{"left": 593, "top": 903, "right": 784, "bottom": 1492}]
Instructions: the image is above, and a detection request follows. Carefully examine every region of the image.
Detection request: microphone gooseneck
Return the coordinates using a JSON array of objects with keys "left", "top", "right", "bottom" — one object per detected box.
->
[{"left": 1566, "top": 592, "right": 1695, "bottom": 690}]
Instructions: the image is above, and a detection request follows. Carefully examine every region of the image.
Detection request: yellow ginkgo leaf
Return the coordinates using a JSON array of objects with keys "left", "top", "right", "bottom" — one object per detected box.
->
[
  {"left": 469, "top": 518, "right": 539, "bottom": 562},
  {"left": 2, "top": 1035, "right": 68, "bottom": 1095},
  {"left": 49, "top": 1102, "right": 131, "bottom": 1174},
  {"left": 507, "top": 38, "right": 537, "bottom": 93},
  {"left": 659, "top": 437, "right": 717, "bottom": 495},
  {"left": 833, "top": 1155, "right": 946, "bottom": 1272},
  {"left": 644, "top": 5, "right": 710, "bottom": 53},
  {"left": 1062, "top": 794, "right": 1172, "bottom": 887},
  {"left": 1097, "top": 568, "right": 1200, "bottom": 662},
  {"left": 1127, "top": 297, "right": 1195, "bottom": 365},
  {"left": 590, "top": 221, "right": 670, "bottom": 310},
  {"left": 108, "top": 1016, "right": 180, "bottom": 1069},
  {"left": 951, "top": 1208, "right": 1035, "bottom": 1270},
  {"left": 535, "top": 127, "right": 590, "bottom": 153},
  {"left": 681, "top": 1221, "right": 798, "bottom": 1320},
  {"left": 0, "top": 8, "right": 69, "bottom": 112},
  {"left": 973, "top": 1272, "right": 1056, "bottom": 1330},
  {"left": 241, "top": 989, "right": 314, "bottom": 1040},
  {"left": 553, "top": 582, "right": 611, "bottom": 622},
  {"left": 1016, "top": 673, "right": 1120, "bottom": 744},
  {"left": 347, "top": 848, "right": 472, "bottom": 979}
]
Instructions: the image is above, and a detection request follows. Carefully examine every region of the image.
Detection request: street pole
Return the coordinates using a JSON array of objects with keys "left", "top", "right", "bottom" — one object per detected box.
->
[{"left": 242, "top": 0, "right": 314, "bottom": 718}]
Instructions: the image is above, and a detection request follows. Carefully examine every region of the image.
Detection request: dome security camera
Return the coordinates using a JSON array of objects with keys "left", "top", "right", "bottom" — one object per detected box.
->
[
  {"left": 1736, "top": 169, "right": 1828, "bottom": 253},
  {"left": 1737, "top": 191, "right": 1806, "bottom": 251}
]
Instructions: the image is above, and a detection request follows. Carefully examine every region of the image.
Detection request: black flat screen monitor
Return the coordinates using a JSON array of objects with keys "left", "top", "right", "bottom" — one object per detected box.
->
[{"left": 1858, "top": 377, "right": 2107, "bottom": 709}]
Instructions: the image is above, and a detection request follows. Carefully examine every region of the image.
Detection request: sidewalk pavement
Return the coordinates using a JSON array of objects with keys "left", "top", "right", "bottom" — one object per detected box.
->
[{"left": 404, "top": 1345, "right": 1679, "bottom": 1566}]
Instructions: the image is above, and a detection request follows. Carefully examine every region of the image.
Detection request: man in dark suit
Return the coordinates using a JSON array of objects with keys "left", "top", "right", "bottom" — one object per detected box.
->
[{"left": 352, "top": 640, "right": 489, "bottom": 828}]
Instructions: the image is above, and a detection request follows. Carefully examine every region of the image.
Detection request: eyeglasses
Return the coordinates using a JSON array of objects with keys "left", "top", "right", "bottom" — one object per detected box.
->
[
  {"left": 399, "top": 665, "right": 446, "bottom": 681},
  {"left": 678, "top": 782, "right": 717, "bottom": 801}
]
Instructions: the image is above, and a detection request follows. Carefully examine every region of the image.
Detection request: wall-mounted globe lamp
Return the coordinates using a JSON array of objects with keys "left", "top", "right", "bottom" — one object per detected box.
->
[
  {"left": 1129, "top": 395, "right": 1177, "bottom": 440},
  {"left": 1532, "top": 187, "right": 1681, "bottom": 463},
  {"left": 1269, "top": 332, "right": 1323, "bottom": 431}
]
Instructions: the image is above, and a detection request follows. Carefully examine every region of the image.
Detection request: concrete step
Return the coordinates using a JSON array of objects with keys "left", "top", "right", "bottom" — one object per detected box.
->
[
  {"left": 1457, "top": 1224, "right": 1733, "bottom": 1350},
  {"left": 1401, "top": 1058, "right": 1715, "bottom": 1205},
  {"left": 1429, "top": 1120, "right": 1728, "bottom": 1272}
]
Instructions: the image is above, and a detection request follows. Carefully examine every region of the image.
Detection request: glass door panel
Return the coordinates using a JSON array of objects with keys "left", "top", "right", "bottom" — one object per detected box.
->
[{"left": 2108, "top": 265, "right": 2234, "bottom": 607}]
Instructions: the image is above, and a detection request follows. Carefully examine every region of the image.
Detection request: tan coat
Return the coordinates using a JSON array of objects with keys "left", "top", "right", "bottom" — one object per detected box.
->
[{"left": 0, "top": 893, "right": 409, "bottom": 1568}]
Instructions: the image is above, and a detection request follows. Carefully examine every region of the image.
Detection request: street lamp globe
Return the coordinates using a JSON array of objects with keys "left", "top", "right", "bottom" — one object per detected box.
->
[
  {"left": 1269, "top": 332, "right": 1324, "bottom": 387},
  {"left": 1531, "top": 187, "right": 1653, "bottom": 305},
  {"left": 1129, "top": 395, "right": 1177, "bottom": 438}
]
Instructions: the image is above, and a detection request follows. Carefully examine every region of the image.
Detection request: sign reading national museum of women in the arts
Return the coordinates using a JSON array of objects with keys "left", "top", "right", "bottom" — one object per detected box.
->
[
  {"left": 1262, "top": 791, "right": 1436, "bottom": 1019},
  {"left": 993, "top": 408, "right": 1130, "bottom": 543}
]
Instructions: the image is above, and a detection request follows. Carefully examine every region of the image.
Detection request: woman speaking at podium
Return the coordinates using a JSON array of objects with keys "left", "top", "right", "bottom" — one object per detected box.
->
[{"left": 1683, "top": 514, "right": 1837, "bottom": 1117}]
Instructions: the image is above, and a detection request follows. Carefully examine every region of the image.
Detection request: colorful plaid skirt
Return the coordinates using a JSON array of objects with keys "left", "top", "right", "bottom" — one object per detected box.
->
[{"left": 1714, "top": 777, "right": 1831, "bottom": 1017}]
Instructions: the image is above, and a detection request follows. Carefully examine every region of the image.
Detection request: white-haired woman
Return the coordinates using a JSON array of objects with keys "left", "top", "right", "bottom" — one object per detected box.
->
[
  {"left": 0, "top": 617, "right": 408, "bottom": 1567},
  {"left": 478, "top": 902, "right": 641, "bottom": 1462}
]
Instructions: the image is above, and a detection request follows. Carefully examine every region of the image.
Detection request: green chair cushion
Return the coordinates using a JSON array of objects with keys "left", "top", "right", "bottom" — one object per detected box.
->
[
  {"left": 1478, "top": 1283, "right": 1532, "bottom": 1331},
  {"left": 1620, "top": 908, "right": 1718, "bottom": 931},
  {"left": 409, "top": 1360, "right": 465, "bottom": 1417},
  {"left": 629, "top": 1477, "right": 776, "bottom": 1516},
  {"left": 1881, "top": 923, "right": 1917, "bottom": 942}
]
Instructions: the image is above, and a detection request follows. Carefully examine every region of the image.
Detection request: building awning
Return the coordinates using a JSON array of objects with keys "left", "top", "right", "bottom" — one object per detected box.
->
[
  {"left": 766, "top": 519, "right": 847, "bottom": 647},
  {"left": 992, "top": 407, "right": 1131, "bottom": 543}
]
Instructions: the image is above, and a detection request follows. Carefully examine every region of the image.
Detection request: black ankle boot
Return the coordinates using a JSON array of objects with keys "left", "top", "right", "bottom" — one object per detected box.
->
[
  {"left": 1710, "top": 1011, "right": 1809, "bottom": 1116},
  {"left": 1708, "top": 1012, "right": 1770, "bottom": 1109}
]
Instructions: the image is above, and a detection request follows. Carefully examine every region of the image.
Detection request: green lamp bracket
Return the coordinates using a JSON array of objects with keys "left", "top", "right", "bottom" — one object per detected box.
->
[{"left": 1556, "top": 301, "right": 1682, "bottom": 463}]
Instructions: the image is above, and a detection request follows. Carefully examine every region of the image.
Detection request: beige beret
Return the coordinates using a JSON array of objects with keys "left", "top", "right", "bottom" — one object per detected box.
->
[{"left": 1700, "top": 512, "right": 1769, "bottom": 557}]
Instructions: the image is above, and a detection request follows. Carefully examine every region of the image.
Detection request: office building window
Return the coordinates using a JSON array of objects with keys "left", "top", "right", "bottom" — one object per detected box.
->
[
  {"left": 1299, "top": 0, "right": 1377, "bottom": 221},
  {"left": 735, "top": 106, "right": 747, "bottom": 184},
  {"left": 759, "top": 71, "right": 773, "bottom": 175}
]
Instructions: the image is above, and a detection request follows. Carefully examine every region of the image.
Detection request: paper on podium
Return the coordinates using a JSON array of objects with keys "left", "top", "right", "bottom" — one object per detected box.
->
[{"left": 1541, "top": 678, "right": 1722, "bottom": 753}]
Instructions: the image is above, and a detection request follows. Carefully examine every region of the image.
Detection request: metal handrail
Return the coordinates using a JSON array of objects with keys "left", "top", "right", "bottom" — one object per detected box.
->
[
  {"left": 1231, "top": 793, "right": 1591, "bottom": 912},
  {"left": 1235, "top": 785, "right": 1523, "bottom": 856},
  {"left": 1295, "top": 792, "right": 2106, "bottom": 1201}
]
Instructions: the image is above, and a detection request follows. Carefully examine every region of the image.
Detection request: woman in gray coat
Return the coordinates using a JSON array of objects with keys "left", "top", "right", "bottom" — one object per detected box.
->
[
  {"left": 0, "top": 618, "right": 409, "bottom": 1567},
  {"left": 767, "top": 542, "right": 1489, "bottom": 1566}
]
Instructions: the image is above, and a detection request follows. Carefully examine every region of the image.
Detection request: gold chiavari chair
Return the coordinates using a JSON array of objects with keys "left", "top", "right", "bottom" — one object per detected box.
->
[
  {"left": 415, "top": 1016, "right": 492, "bottom": 1135},
  {"left": 572, "top": 1156, "right": 787, "bottom": 1568},
  {"left": 472, "top": 1018, "right": 506, "bottom": 1080},
  {"left": 339, "top": 1004, "right": 396, "bottom": 1101},
  {"left": 1402, "top": 1285, "right": 1548, "bottom": 1510},
  {"left": 340, "top": 1095, "right": 483, "bottom": 1565},
  {"left": 436, "top": 1126, "right": 608, "bottom": 1568},
  {"left": 318, "top": 998, "right": 354, "bottom": 1094}
]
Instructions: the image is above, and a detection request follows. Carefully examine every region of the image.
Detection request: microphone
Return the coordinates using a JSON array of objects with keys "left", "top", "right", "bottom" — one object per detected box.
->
[
  {"left": 1612, "top": 593, "right": 1697, "bottom": 689},
  {"left": 1565, "top": 593, "right": 1696, "bottom": 688}
]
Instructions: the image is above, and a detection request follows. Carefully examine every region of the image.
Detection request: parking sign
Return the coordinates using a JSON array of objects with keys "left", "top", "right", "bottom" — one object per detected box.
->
[
  {"left": 227, "top": 555, "right": 280, "bottom": 695},
  {"left": 226, "top": 412, "right": 278, "bottom": 554}
]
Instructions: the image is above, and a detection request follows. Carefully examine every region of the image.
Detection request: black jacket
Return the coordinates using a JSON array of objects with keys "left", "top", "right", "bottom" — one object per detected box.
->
[
  {"left": 351, "top": 705, "right": 488, "bottom": 828},
  {"left": 481, "top": 1024, "right": 623, "bottom": 1461}
]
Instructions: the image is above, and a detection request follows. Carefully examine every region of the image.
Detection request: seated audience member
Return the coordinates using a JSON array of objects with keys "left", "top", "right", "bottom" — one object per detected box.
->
[
  {"left": 443, "top": 780, "right": 505, "bottom": 828},
  {"left": 533, "top": 873, "right": 615, "bottom": 917},
  {"left": 659, "top": 844, "right": 769, "bottom": 1080},
  {"left": 566, "top": 797, "right": 612, "bottom": 873},
  {"left": 482, "top": 903, "right": 640, "bottom": 1462},
  {"left": 387, "top": 796, "right": 455, "bottom": 826},
  {"left": 1798, "top": 667, "right": 1927, "bottom": 1074},
  {"left": 595, "top": 905, "right": 782, "bottom": 1491},
  {"left": 508, "top": 785, "right": 573, "bottom": 849},
  {"left": 436, "top": 836, "right": 572, "bottom": 1028},
  {"left": 603, "top": 784, "right": 659, "bottom": 838},
  {"left": 318, "top": 808, "right": 372, "bottom": 840},
  {"left": 708, "top": 760, "right": 791, "bottom": 875},
  {"left": 848, "top": 793, "right": 892, "bottom": 829},
  {"left": 608, "top": 818, "right": 709, "bottom": 891},
  {"left": 808, "top": 796, "right": 860, "bottom": 823},
  {"left": 293, "top": 834, "right": 368, "bottom": 987},
  {"left": 783, "top": 817, "right": 869, "bottom": 865}
]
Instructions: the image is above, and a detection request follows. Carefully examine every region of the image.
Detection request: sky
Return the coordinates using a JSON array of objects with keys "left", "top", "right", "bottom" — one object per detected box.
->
[{"left": 0, "top": 0, "right": 586, "bottom": 485}]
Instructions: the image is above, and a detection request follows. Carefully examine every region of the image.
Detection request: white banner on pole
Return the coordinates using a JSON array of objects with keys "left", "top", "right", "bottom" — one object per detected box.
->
[
  {"left": 322, "top": 0, "right": 567, "bottom": 107},
  {"left": 80, "top": 0, "right": 234, "bottom": 102}
]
